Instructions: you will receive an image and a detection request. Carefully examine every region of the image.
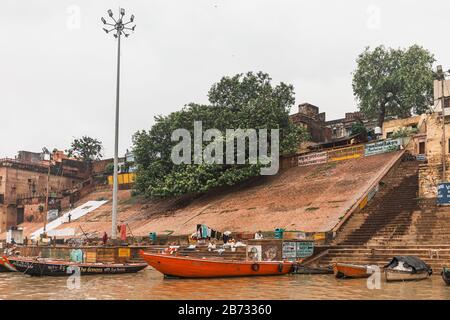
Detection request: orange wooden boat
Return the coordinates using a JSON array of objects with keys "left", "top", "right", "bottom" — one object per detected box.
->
[
  {"left": 333, "top": 263, "right": 372, "bottom": 279},
  {"left": 139, "top": 251, "right": 294, "bottom": 278}
]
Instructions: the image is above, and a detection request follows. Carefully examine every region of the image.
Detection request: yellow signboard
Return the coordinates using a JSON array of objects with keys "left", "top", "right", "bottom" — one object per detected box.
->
[
  {"left": 359, "top": 196, "right": 369, "bottom": 210},
  {"left": 330, "top": 153, "right": 362, "bottom": 162},
  {"left": 327, "top": 145, "right": 364, "bottom": 163},
  {"left": 108, "top": 173, "right": 136, "bottom": 186},
  {"left": 85, "top": 252, "right": 97, "bottom": 263},
  {"left": 313, "top": 233, "right": 326, "bottom": 241},
  {"left": 118, "top": 248, "right": 131, "bottom": 258}
]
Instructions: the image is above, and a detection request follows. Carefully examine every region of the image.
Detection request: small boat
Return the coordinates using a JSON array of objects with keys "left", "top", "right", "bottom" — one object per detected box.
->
[
  {"left": 384, "top": 256, "right": 432, "bottom": 282},
  {"left": 4, "top": 256, "right": 147, "bottom": 277},
  {"left": 441, "top": 267, "right": 450, "bottom": 285},
  {"left": 293, "top": 265, "right": 333, "bottom": 275},
  {"left": 333, "top": 263, "right": 375, "bottom": 279},
  {"left": 139, "top": 251, "right": 294, "bottom": 278},
  {"left": 0, "top": 256, "right": 17, "bottom": 272}
]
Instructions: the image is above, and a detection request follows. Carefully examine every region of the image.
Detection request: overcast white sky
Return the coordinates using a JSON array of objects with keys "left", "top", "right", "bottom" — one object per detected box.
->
[{"left": 1, "top": 0, "right": 449, "bottom": 158}]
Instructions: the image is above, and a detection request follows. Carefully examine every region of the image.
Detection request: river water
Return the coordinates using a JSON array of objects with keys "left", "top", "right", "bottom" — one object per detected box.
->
[{"left": 0, "top": 267, "right": 449, "bottom": 300}]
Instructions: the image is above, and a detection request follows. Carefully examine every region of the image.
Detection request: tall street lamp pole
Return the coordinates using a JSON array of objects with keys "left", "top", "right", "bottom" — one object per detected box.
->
[
  {"left": 437, "top": 65, "right": 449, "bottom": 183},
  {"left": 101, "top": 8, "right": 136, "bottom": 240}
]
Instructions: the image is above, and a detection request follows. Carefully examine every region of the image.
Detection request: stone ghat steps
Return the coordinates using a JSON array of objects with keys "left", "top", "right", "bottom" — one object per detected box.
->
[
  {"left": 326, "top": 248, "right": 450, "bottom": 255},
  {"left": 316, "top": 246, "right": 450, "bottom": 270},
  {"left": 348, "top": 232, "right": 450, "bottom": 239},
  {"left": 318, "top": 250, "right": 450, "bottom": 271},
  {"left": 333, "top": 160, "right": 420, "bottom": 246},
  {"left": 323, "top": 244, "right": 450, "bottom": 249},
  {"left": 319, "top": 259, "right": 448, "bottom": 271}
]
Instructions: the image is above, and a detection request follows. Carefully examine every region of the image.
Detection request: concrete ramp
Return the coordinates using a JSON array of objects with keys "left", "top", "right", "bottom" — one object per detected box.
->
[
  {"left": 130, "top": 150, "right": 405, "bottom": 236},
  {"left": 30, "top": 200, "right": 108, "bottom": 239}
]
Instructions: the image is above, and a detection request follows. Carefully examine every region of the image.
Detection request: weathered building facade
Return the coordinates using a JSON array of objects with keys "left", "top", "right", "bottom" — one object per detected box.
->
[
  {"left": 0, "top": 152, "right": 88, "bottom": 232},
  {"left": 377, "top": 80, "right": 450, "bottom": 199},
  {"left": 290, "top": 103, "right": 378, "bottom": 143},
  {"left": 289, "top": 103, "right": 331, "bottom": 143},
  {"left": 325, "top": 112, "right": 378, "bottom": 140}
]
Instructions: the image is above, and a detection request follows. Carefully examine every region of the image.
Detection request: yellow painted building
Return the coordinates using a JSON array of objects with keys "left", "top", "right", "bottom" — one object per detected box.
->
[{"left": 107, "top": 173, "right": 136, "bottom": 186}]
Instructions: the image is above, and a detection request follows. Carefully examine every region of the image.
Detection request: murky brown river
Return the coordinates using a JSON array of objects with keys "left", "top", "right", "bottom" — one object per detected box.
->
[{"left": 1, "top": 267, "right": 449, "bottom": 300}]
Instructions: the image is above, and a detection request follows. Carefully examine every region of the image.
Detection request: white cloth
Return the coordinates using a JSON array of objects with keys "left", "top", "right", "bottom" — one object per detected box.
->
[{"left": 235, "top": 242, "right": 246, "bottom": 247}]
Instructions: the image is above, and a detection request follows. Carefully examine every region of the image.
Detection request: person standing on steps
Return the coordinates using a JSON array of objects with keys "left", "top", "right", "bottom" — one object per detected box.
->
[{"left": 102, "top": 232, "right": 108, "bottom": 245}]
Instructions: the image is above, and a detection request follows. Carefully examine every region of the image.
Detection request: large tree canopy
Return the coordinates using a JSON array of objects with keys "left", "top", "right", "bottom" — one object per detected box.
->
[
  {"left": 352, "top": 45, "right": 435, "bottom": 127},
  {"left": 133, "top": 72, "right": 309, "bottom": 198},
  {"left": 67, "top": 136, "right": 103, "bottom": 162}
]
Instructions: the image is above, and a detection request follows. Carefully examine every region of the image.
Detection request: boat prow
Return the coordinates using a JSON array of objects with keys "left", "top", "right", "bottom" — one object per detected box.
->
[
  {"left": 333, "top": 263, "right": 374, "bottom": 279},
  {"left": 6, "top": 256, "right": 147, "bottom": 277},
  {"left": 0, "top": 256, "right": 17, "bottom": 272},
  {"left": 139, "top": 250, "right": 294, "bottom": 278},
  {"left": 442, "top": 267, "right": 450, "bottom": 285}
]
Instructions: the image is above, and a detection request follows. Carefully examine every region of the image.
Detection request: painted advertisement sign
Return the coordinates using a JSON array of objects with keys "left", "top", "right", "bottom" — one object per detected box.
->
[
  {"left": 296, "top": 241, "right": 314, "bottom": 258},
  {"left": 328, "top": 145, "right": 364, "bottom": 162},
  {"left": 247, "top": 245, "right": 262, "bottom": 262},
  {"left": 298, "top": 152, "right": 328, "bottom": 167},
  {"left": 437, "top": 183, "right": 450, "bottom": 205},
  {"left": 282, "top": 242, "right": 297, "bottom": 261},
  {"left": 368, "top": 184, "right": 379, "bottom": 201},
  {"left": 364, "top": 139, "right": 401, "bottom": 157},
  {"left": 282, "top": 241, "right": 315, "bottom": 261}
]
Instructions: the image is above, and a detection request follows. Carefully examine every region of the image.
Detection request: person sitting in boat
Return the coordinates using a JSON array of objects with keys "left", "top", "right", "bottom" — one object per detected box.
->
[
  {"left": 222, "top": 231, "right": 232, "bottom": 244},
  {"left": 207, "top": 241, "right": 216, "bottom": 251},
  {"left": 163, "top": 243, "right": 179, "bottom": 255}
]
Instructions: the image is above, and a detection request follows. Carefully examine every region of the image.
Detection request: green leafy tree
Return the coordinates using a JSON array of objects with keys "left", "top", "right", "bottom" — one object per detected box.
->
[
  {"left": 105, "top": 162, "right": 115, "bottom": 174},
  {"left": 350, "top": 121, "right": 367, "bottom": 137},
  {"left": 67, "top": 136, "right": 103, "bottom": 162},
  {"left": 133, "top": 72, "right": 309, "bottom": 198},
  {"left": 352, "top": 45, "right": 435, "bottom": 127}
]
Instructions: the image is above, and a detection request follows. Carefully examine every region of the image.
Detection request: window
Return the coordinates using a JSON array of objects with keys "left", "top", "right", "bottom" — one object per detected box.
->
[
  {"left": 0, "top": 194, "right": 4, "bottom": 204},
  {"left": 448, "top": 139, "right": 450, "bottom": 154},
  {"left": 16, "top": 208, "right": 24, "bottom": 225},
  {"left": 419, "top": 142, "right": 425, "bottom": 155},
  {"left": 445, "top": 97, "right": 450, "bottom": 109},
  {"left": 387, "top": 132, "right": 394, "bottom": 138}
]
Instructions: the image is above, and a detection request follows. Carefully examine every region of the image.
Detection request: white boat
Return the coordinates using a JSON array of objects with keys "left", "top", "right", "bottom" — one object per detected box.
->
[
  {"left": 384, "top": 256, "right": 432, "bottom": 282},
  {"left": 385, "top": 269, "right": 431, "bottom": 282}
]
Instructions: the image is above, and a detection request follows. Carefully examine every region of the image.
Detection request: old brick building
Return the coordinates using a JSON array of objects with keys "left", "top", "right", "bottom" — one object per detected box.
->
[
  {"left": 289, "top": 103, "right": 331, "bottom": 142},
  {"left": 0, "top": 151, "right": 89, "bottom": 232},
  {"left": 325, "top": 112, "right": 378, "bottom": 140},
  {"left": 290, "top": 103, "right": 378, "bottom": 143}
]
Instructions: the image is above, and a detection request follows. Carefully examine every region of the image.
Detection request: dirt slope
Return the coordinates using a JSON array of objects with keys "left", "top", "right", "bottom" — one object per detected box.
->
[{"left": 9, "top": 151, "right": 402, "bottom": 238}]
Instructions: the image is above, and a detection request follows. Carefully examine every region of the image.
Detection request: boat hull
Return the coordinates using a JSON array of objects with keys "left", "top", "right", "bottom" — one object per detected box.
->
[
  {"left": 6, "top": 257, "right": 147, "bottom": 277},
  {"left": 293, "top": 265, "right": 333, "bottom": 275},
  {"left": 385, "top": 269, "right": 430, "bottom": 282},
  {"left": 333, "top": 263, "right": 371, "bottom": 279},
  {"left": 442, "top": 267, "right": 450, "bottom": 285},
  {"left": 140, "top": 251, "right": 293, "bottom": 278},
  {"left": 0, "top": 256, "right": 17, "bottom": 272}
]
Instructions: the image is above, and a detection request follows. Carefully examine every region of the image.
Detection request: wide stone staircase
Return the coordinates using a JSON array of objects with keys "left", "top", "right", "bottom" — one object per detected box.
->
[{"left": 312, "top": 157, "right": 450, "bottom": 271}]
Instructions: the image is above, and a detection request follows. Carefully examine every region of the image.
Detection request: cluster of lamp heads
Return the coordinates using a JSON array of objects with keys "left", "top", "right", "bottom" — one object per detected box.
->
[{"left": 101, "top": 8, "right": 136, "bottom": 38}]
